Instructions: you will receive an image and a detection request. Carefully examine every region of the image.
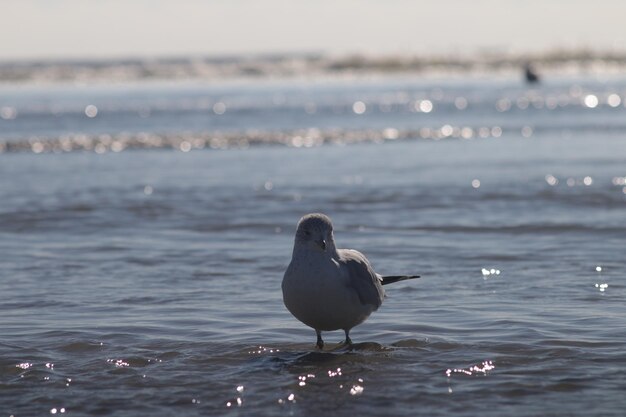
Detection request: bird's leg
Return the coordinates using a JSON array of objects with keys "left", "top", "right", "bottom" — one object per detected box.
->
[
  {"left": 315, "top": 330, "right": 324, "bottom": 349},
  {"left": 343, "top": 329, "right": 353, "bottom": 347}
]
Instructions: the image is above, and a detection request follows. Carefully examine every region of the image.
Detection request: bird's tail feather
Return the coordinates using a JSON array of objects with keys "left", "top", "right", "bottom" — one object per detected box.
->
[{"left": 381, "top": 275, "right": 420, "bottom": 285}]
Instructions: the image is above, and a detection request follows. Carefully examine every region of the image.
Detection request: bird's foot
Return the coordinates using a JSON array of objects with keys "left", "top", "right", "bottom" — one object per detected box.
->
[
  {"left": 340, "top": 329, "right": 354, "bottom": 350},
  {"left": 343, "top": 335, "right": 353, "bottom": 350},
  {"left": 316, "top": 331, "right": 324, "bottom": 350}
]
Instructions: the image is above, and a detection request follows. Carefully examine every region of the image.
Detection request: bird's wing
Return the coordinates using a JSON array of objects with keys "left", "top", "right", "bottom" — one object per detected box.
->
[{"left": 337, "top": 249, "right": 385, "bottom": 309}]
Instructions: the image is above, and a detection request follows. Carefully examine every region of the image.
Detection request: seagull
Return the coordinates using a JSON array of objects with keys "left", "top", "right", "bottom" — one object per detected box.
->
[{"left": 282, "top": 213, "right": 420, "bottom": 349}]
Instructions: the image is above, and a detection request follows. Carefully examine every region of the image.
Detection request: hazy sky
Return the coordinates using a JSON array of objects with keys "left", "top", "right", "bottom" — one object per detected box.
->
[{"left": 1, "top": 0, "right": 625, "bottom": 60}]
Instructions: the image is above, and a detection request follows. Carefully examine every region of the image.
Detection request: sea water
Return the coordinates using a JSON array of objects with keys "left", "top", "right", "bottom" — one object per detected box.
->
[{"left": 1, "top": 75, "right": 625, "bottom": 416}]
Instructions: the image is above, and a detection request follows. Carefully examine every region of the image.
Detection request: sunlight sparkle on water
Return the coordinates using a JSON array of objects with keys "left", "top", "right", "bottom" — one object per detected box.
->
[
  {"left": 278, "top": 394, "right": 297, "bottom": 405},
  {"left": 16, "top": 362, "right": 33, "bottom": 369},
  {"left": 226, "top": 385, "right": 244, "bottom": 408},
  {"left": 0, "top": 106, "right": 17, "bottom": 120},
  {"left": 562, "top": 176, "right": 595, "bottom": 187},
  {"left": 352, "top": 101, "right": 366, "bottom": 115},
  {"left": 31, "top": 142, "right": 45, "bottom": 153},
  {"left": 611, "top": 177, "right": 626, "bottom": 186},
  {"left": 607, "top": 94, "right": 622, "bottom": 107},
  {"left": 545, "top": 174, "right": 559, "bottom": 186},
  {"left": 482, "top": 268, "right": 501, "bottom": 279},
  {"left": 460, "top": 127, "right": 473, "bottom": 139},
  {"left": 212, "top": 102, "right": 226, "bottom": 115},
  {"left": 455, "top": 97, "right": 468, "bottom": 110},
  {"left": 248, "top": 345, "right": 279, "bottom": 354},
  {"left": 350, "top": 385, "right": 364, "bottom": 395},
  {"left": 225, "top": 399, "right": 241, "bottom": 408},
  {"left": 383, "top": 127, "right": 399, "bottom": 140},
  {"left": 179, "top": 141, "right": 192, "bottom": 152},
  {"left": 298, "top": 374, "right": 315, "bottom": 387},
  {"left": 418, "top": 99, "right": 433, "bottom": 113},
  {"left": 84, "top": 105, "right": 98, "bottom": 118},
  {"left": 440, "top": 124, "right": 453, "bottom": 137},
  {"left": 584, "top": 95, "right": 599, "bottom": 108},
  {"left": 446, "top": 360, "right": 495, "bottom": 377},
  {"left": 517, "top": 97, "right": 529, "bottom": 110},
  {"left": 107, "top": 359, "right": 129, "bottom": 367},
  {"left": 478, "top": 127, "right": 491, "bottom": 138},
  {"left": 521, "top": 126, "right": 533, "bottom": 138},
  {"left": 496, "top": 98, "right": 512, "bottom": 112}
]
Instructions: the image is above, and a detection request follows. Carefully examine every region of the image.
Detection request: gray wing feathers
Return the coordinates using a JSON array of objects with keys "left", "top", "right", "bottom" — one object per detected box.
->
[{"left": 338, "top": 249, "right": 385, "bottom": 309}]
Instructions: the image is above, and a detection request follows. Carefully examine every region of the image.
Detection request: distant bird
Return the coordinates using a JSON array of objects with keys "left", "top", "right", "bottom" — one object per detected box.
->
[
  {"left": 524, "top": 63, "right": 540, "bottom": 84},
  {"left": 282, "top": 213, "right": 420, "bottom": 349}
]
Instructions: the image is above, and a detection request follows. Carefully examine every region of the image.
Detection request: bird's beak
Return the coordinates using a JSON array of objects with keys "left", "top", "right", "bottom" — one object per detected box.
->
[{"left": 315, "top": 239, "right": 327, "bottom": 251}]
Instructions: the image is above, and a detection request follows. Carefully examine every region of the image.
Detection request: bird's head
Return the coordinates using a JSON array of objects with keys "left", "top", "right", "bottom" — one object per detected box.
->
[{"left": 294, "top": 213, "right": 336, "bottom": 253}]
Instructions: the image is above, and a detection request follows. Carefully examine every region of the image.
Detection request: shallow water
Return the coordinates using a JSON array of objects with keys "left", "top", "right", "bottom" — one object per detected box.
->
[{"left": 1, "top": 76, "right": 626, "bottom": 416}]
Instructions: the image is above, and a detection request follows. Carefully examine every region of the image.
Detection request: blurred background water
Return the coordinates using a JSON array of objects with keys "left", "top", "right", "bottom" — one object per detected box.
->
[{"left": 1, "top": 74, "right": 626, "bottom": 416}]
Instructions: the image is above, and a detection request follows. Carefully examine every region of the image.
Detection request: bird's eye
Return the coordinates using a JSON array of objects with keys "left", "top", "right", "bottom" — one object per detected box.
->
[{"left": 304, "top": 230, "right": 311, "bottom": 236}]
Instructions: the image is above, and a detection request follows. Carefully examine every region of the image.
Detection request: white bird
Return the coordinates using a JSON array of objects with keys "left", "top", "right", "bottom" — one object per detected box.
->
[{"left": 282, "top": 213, "right": 419, "bottom": 349}]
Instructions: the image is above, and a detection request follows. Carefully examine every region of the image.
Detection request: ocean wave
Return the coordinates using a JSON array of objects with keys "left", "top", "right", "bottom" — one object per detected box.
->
[
  {"left": 0, "top": 128, "right": 470, "bottom": 153},
  {"left": 2, "top": 122, "right": 625, "bottom": 154},
  {"left": 2, "top": 49, "right": 626, "bottom": 84}
]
